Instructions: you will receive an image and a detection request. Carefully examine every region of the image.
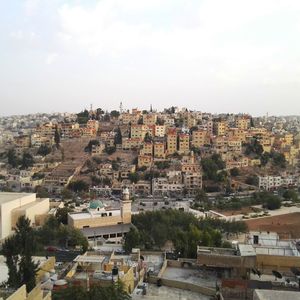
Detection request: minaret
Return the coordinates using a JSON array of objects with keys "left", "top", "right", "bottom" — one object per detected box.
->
[
  {"left": 150, "top": 104, "right": 153, "bottom": 113},
  {"left": 121, "top": 188, "right": 131, "bottom": 223},
  {"left": 120, "top": 102, "right": 123, "bottom": 114}
]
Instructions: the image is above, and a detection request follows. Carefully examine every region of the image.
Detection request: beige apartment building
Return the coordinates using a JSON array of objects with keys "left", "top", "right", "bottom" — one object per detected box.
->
[
  {"left": 178, "top": 133, "right": 190, "bottom": 154},
  {"left": 154, "top": 142, "right": 166, "bottom": 158},
  {"left": 0, "top": 193, "right": 49, "bottom": 241},
  {"left": 192, "top": 129, "right": 208, "bottom": 148},
  {"left": 213, "top": 121, "right": 228, "bottom": 136},
  {"left": 167, "top": 128, "right": 177, "bottom": 155}
]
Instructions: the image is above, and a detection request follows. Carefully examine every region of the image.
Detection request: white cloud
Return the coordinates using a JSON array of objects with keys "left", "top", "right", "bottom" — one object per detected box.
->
[
  {"left": 10, "top": 30, "right": 37, "bottom": 41},
  {"left": 24, "top": 0, "right": 40, "bottom": 16},
  {"left": 45, "top": 53, "right": 58, "bottom": 65}
]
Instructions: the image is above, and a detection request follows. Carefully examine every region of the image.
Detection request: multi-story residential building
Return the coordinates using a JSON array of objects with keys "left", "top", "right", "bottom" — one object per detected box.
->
[
  {"left": 140, "top": 142, "right": 153, "bottom": 156},
  {"left": 178, "top": 133, "right": 190, "bottom": 154},
  {"left": 259, "top": 176, "right": 283, "bottom": 190},
  {"left": 192, "top": 129, "right": 208, "bottom": 148},
  {"left": 91, "top": 143, "right": 105, "bottom": 156},
  {"left": 213, "top": 120, "right": 228, "bottom": 136},
  {"left": 212, "top": 136, "right": 228, "bottom": 154},
  {"left": 235, "top": 116, "right": 250, "bottom": 130},
  {"left": 122, "top": 138, "right": 141, "bottom": 150},
  {"left": 30, "top": 134, "right": 54, "bottom": 148},
  {"left": 119, "top": 164, "right": 136, "bottom": 179},
  {"left": 13, "top": 135, "right": 31, "bottom": 149},
  {"left": 35, "top": 123, "right": 56, "bottom": 137},
  {"left": 225, "top": 156, "right": 248, "bottom": 169},
  {"left": 143, "top": 113, "right": 157, "bottom": 126},
  {"left": 228, "top": 128, "right": 246, "bottom": 142},
  {"left": 152, "top": 177, "right": 184, "bottom": 196},
  {"left": 130, "top": 125, "right": 148, "bottom": 140},
  {"left": 154, "top": 125, "right": 166, "bottom": 137},
  {"left": 121, "top": 112, "right": 140, "bottom": 125},
  {"left": 227, "top": 138, "right": 242, "bottom": 153},
  {"left": 154, "top": 142, "right": 166, "bottom": 158},
  {"left": 138, "top": 155, "right": 152, "bottom": 168},
  {"left": 164, "top": 117, "right": 175, "bottom": 127},
  {"left": 167, "top": 128, "right": 177, "bottom": 155},
  {"left": 183, "top": 172, "right": 202, "bottom": 195}
]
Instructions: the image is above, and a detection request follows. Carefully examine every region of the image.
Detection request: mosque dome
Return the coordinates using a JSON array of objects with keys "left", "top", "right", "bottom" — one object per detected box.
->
[{"left": 89, "top": 200, "right": 104, "bottom": 210}]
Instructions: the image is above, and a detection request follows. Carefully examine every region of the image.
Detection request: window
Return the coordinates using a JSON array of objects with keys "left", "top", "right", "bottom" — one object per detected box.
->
[
  {"left": 83, "top": 225, "right": 90, "bottom": 228},
  {"left": 253, "top": 235, "right": 259, "bottom": 244}
]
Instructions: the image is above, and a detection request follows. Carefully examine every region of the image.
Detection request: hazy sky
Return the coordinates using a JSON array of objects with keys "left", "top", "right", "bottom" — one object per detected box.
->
[{"left": 1, "top": 0, "right": 300, "bottom": 116}]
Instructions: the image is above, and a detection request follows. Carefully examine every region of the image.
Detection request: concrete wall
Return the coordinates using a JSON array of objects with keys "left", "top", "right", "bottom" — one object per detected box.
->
[
  {"left": 148, "top": 275, "right": 215, "bottom": 297},
  {"left": 256, "top": 254, "right": 300, "bottom": 273},
  {"left": 69, "top": 211, "right": 131, "bottom": 229},
  {"left": 7, "top": 285, "right": 27, "bottom": 300},
  {"left": 0, "top": 193, "right": 36, "bottom": 240},
  {"left": 197, "top": 253, "right": 256, "bottom": 269},
  {"left": 6, "top": 284, "right": 51, "bottom": 300}
]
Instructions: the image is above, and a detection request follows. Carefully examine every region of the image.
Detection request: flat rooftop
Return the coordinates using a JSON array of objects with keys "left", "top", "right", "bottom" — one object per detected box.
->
[
  {"left": 132, "top": 284, "right": 210, "bottom": 300},
  {"left": 254, "top": 289, "right": 300, "bottom": 300},
  {"left": 0, "top": 192, "right": 35, "bottom": 204},
  {"left": 74, "top": 255, "right": 106, "bottom": 264},
  {"left": 162, "top": 267, "right": 219, "bottom": 289}
]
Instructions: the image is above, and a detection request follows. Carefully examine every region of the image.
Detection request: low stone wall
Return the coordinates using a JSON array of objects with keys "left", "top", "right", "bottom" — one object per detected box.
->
[{"left": 148, "top": 275, "right": 215, "bottom": 296}]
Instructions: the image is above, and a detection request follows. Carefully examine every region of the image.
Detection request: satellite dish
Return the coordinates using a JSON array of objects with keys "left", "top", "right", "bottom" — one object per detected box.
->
[{"left": 272, "top": 270, "right": 282, "bottom": 279}]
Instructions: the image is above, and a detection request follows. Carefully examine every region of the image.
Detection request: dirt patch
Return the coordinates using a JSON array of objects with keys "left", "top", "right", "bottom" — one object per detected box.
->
[
  {"left": 245, "top": 212, "right": 300, "bottom": 239},
  {"left": 217, "top": 206, "right": 261, "bottom": 216}
]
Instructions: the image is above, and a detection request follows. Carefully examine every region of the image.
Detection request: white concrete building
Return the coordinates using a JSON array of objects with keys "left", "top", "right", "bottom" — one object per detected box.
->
[
  {"left": 0, "top": 193, "right": 49, "bottom": 241},
  {"left": 258, "top": 176, "right": 282, "bottom": 190}
]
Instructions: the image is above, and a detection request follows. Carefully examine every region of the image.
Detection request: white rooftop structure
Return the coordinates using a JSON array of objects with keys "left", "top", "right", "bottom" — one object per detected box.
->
[{"left": 0, "top": 192, "right": 49, "bottom": 240}]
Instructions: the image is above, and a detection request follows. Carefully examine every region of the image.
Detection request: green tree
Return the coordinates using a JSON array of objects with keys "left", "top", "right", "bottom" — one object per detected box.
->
[
  {"left": 230, "top": 167, "right": 240, "bottom": 177},
  {"left": 68, "top": 180, "right": 89, "bottom": 192},
  {"left": 77, "top": 109, "right": 89, "bottom": 124},
  {"left": 114, "top": 127, "right": 122, "bottom": 145},
  {"left": 37, "top": 144, "right": 51, "bottom": 156},
  {"left": 85, "top": 140, "right": 100, "bottom": 152},
  {"left": 53, "top": 283, "right": 130, "bottom": 300},
  {"left": 21, "top": 152, "right": 34, "bottom": 169},
  {"left": 7, "top": 148, "right": 18, "bottom": 168},
  {"left": 194, "top": 189, "right": 208, "bottom": 203},
  {"left": 124, "top": 227, "right": 140, "bottom": 252},
  {"left": 56, "top": 207, "right": 74, "bottom": 225},
  {"left": 271, "top": 152, "right": 286, "bottom": 168},
  {"left": 61, "top": 188, "right": 73, "bottom": 200},
  {"left": 283, "top": 189, "right": 298, "bottom": 202},
  {"left": 110, "top": 110, "right": 120, "bottom": 118},
  {"left": 105, "top": 146, "right": 116, "bottom": 155},
  {"left": 262, "top": 194, "right": 282, "bottom": 210},
  {"left": 54, "top": 126, "right": 61, "bottom": 148},
  {"left": 245, "top": 175, "right": 259, "bottom": 186},
  {"left": 128, "top": 172, "right": 140, "bottom": 183},
  {"left": 2, "top": 216, "right": 38, "bottom": 292},
  {"left": 260, "top": 152, "right": 270, "bottom": 166},
  {"left": 35, "top": 186, "right": 49, "bottom": 198}
]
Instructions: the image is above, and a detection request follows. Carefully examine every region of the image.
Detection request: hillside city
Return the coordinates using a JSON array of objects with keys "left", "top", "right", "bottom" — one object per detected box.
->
[{"left": 0, "top": 106, "right": 300, "bottom": 299}]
